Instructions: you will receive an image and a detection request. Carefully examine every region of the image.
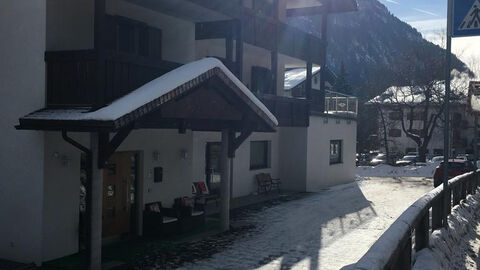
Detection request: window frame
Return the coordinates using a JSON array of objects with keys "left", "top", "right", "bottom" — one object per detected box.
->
[
  {"left": 249, "top": 140, "right": 271, "bottom": 170},
  {"left": 388, "top": 128, "right": 402, "bottom": 137},
  {"left": 329, "top": 140, "right": 343, "bottom": 165}
]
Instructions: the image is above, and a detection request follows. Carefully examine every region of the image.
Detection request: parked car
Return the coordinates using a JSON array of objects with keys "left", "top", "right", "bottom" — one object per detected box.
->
[
  {"left": 395, "top": 155, "right": 418, "bottom": 166},
  {"left": 433, "top": 159, "right": 476, "bottom": 187},
  {"left": 356, "top": 153, "right": 371, "bottom": 166},
  {"left": 430, "top": 156, "right": 444, "bottom": 163},
  {"left": 370, "top": 153, "right": 387, "bottom": 166},
  {"left": 456, "top": 154, "right": 476, "bottom": 161}
]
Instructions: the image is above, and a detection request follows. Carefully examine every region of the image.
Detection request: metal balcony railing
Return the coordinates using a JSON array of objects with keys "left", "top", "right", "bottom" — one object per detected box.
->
[{"left": 324, "top": 90, "right": 358, "bottom": 116}]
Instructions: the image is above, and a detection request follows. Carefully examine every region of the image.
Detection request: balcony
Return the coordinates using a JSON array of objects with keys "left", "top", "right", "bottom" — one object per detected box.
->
[
  {"left": 315, "top": 90, "right": 358, "bottom": 118},
  {"left": 45, "top": 15, "right": 181, "bottom": 107},
  {"left": 195, "top": 17, "right": 323, "bottom": 64},
  {"left": 258, "top": 94, "right": 309, "bottom": 127},
  {"left": 45, "top": 50, "right": 180, "bottom": 107}
]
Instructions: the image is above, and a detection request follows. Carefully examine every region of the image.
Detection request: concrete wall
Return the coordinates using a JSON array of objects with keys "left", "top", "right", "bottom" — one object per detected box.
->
[
  {"left": 192, "top": 131, "right": 280, "bottom": 198},
  {"left": 46, "top": 0, "right": 94, "bottom": 50},
  {"left": 278, "top": 127, "right": 308, "bottom": 191},
  {"left": 42, "top": 133, "right": 81, "bottom": 261},
  {"left": 306, "top": 116, "right": 357, "bottom": 191},
  {"left": 0, "top": 0, "right": 46, "bottom": 265}
]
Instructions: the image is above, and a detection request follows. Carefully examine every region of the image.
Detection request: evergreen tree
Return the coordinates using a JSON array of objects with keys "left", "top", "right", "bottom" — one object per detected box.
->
[{"left": 333, "top": 62, "right": 353, "bottom": 95}]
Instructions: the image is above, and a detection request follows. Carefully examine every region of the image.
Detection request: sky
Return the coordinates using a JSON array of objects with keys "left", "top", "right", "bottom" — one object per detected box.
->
[{"left": 378, "top": 0, "right": 480, "bottom": 77}]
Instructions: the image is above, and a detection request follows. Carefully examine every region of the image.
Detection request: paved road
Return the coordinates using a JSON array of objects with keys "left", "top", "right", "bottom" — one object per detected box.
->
[{"left": 175, "top": 177, "right": 433, "bottom": 270}]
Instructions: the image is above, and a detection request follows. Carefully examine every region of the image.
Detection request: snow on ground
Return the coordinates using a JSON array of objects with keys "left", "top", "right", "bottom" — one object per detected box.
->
[
  {"left": 356, "top": 163, "right": 439, "bottom": 179},
  {"left": 413, "top": 189, "right": 480, "bottom": 270},
  {"left": 175, "top": 178, "right": 433, "bottom": 270}
]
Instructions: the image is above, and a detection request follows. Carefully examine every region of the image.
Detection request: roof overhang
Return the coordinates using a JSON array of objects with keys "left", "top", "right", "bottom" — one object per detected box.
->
[
  {"left": 17, "top": 58, "right": 278, "bottom": 133},
  {"left": 286, "top": 0, "right": 358, "bottom": 16}
]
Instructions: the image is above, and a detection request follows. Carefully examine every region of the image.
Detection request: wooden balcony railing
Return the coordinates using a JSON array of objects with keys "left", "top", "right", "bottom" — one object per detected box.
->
[
  {"left": 45, "top": 50, "right": 180, "bottom": 107},
  {"left": 258, "top": 94, "right": 309, "bottom": 127},
  {"left": 353, "top": 171, "right": 480, "bottom": 270}
]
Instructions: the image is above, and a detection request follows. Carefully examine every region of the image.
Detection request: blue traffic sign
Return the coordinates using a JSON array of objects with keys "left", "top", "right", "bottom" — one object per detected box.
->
[{"left": 453, "top": 0, "right": 480, "bottom": 37}]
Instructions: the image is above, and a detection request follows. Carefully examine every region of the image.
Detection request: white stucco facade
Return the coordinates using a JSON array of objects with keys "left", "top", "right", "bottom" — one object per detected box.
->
[{"left": 0, "top": 0, "right": 46, "bottom": 265}]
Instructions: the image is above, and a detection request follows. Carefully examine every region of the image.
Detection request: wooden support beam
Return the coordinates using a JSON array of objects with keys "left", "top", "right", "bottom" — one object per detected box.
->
[
  {"left": 228, "top": 129, "right": 253, "bottom": 158},
  {"left": 319, "top": 8, "right": 328, "bottom": 94},
  {"left": 89, "top": 132, "right": 103, "bottom": 270},
  {"left": 94, "top": 0, "right": 106, "bottom": 108},
  {"left": 220, "top": 129, "right": 231, "bottom": 231},
  {"left": 226, "top": 30, "right": 234, "bottom": 70},
  {"left": 98, "top": 126, "right": 133, "bottom": 168},
  {"left": 306, "top": 61, "right": 313, "bottom": 101},
  {"left": 235, "top": 20, "right": 244, "bottom": 81}
]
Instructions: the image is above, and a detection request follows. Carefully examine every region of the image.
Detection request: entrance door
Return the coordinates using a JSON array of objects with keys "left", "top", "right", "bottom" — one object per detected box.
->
[
  {"left": 102, "top": 152, "right": 136, "bottom": 237},
  {"left": 205, "top": 142, "right": 221, "bottom": 194}
]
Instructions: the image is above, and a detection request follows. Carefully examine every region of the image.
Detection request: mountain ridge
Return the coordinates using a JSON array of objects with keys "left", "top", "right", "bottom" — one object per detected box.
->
[{"left": 287, "top": 0, "right": 471, "bottom": 98}]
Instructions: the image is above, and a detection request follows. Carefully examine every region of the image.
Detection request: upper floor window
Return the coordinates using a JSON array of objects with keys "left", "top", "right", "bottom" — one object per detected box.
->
[
  {"left": 251, "top": 66, "right": 273, "bottom": 94},
  {"left": 250, "top": 141, "right": 271, "bottom": 170},
  {"left": 406, "top": 112, "right": 422, "bottom": 120},
  {"left": 388, "top": 111, "right": 401, "bottom": 121},
  {"left": 388, "top": 129, "right": 402, "bottom": 137}
]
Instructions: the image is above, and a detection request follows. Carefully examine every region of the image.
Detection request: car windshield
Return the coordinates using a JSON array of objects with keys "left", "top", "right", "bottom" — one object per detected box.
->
[
  {"left": 439, "top": 161, "right": 467, "bottom": 169},
  {"left": 402, "top": 156, "right": 417, "bottom": 161}
]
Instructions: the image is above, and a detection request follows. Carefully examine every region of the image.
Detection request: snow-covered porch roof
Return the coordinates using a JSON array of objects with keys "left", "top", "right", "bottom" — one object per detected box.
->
[{"left": 16, "top": 58, "right": 278, "bottom": 133}]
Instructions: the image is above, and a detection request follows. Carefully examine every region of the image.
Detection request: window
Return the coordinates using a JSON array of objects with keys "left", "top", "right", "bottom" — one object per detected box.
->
[
  {"left": 388, "top": 128, "right": 401, "bottom": 137},
  {"left": 388, "top": 111, "right": 401, "bottom": 120},
  {"left": 407, "top": 112, "right": 422, "bottom": 120},
  {"left": 250, "top": 141, "right": 271, "bottom": 170},
  {"left": 330, "top": 140, "right": 342, "bottom": 164},
  {"left": 251, "top": 66, "right": 273, "bottom": 94}
]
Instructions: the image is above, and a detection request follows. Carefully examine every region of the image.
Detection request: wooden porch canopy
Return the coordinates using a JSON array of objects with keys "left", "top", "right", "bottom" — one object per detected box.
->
[{"left": 17, "top": 58, "right": 278, "bottom": 134}]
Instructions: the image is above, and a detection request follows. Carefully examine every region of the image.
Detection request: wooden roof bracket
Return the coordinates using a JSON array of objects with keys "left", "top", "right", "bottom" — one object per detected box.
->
[{"left": 98, "top": 125, "right": 133, "bottom": 168}]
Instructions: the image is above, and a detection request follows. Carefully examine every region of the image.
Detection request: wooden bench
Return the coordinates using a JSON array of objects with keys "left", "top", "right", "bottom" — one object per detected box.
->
[{"left": 256, "top": 173, "right": 281, "bottom": 194}]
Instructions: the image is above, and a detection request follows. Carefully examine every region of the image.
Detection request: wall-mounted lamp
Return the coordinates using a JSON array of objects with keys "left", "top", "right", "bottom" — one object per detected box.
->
[
  {"left": 52, "top": 151, "right": 70, "bottom": 167},
  {"left": 180, "top": 149, "right": 188, "bottom": 160}
]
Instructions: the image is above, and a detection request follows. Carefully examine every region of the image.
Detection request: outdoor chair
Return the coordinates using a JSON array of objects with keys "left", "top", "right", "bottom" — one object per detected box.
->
[
  {"left": 192, "top": 181, "right": 220, "bottom": 206},
  {"left": 174, "top": 197, "right": 205, "bottom": 232},
  {"left": 143, "top": 202, "right": 180, "bottom": 236},
  {"left": 256, "top": 173, "right": 281, "bottom": 194}
]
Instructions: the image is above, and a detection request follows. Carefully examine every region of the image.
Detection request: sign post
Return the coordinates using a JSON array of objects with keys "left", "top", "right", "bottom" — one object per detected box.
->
[
  {"left": 443, "top": 0, "right": 454, "bottom": 226},
  {"left": 444, "top": 0, "right": 480, "bottom": 226}
]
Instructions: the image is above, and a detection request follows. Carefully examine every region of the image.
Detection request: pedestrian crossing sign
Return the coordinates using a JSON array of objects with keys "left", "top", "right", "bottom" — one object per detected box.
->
[{"left": 453, "top": 0, "right": 480, "bottom": 37}]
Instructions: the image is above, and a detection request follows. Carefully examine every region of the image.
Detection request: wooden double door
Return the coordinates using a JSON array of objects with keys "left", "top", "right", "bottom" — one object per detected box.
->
[{"left": 102, "top": 152, "right": 137, "bottom": 237}]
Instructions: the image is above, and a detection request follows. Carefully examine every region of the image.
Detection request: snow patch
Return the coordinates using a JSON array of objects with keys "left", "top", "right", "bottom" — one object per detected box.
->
[
  {"left": 356, "top": 163, "right": 439, "bottom": 178},
  {"left": 413, "top": 189, "right": 480, "bottom": 270}
]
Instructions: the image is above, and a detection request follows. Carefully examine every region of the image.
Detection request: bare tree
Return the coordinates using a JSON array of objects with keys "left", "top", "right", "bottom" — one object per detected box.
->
[{"left": 372, "top": 46, "right": 471, "bottom": 162}]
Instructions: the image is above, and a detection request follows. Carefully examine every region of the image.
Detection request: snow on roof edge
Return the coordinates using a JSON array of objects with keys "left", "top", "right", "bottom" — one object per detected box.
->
[{"left": 23, "top": 58, "right": 279, "bottom": 126}]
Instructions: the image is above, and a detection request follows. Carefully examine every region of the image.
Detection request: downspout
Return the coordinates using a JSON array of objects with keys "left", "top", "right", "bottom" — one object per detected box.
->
[{"left": 61, "top": 131, "right": 92, "bottom": 269}]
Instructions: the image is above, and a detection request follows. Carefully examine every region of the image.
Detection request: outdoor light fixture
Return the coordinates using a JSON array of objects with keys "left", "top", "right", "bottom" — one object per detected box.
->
[{"left": 180, "top": 149, "right": 188, "bottom": 160}]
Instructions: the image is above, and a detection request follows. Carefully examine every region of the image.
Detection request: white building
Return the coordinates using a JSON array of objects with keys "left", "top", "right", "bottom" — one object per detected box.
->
[
  {"left": 367, "top": 82, "right": 477, "bottom": 157},
  {"left": 0, "top": 0, "right": 358, "bottom": 267}
]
